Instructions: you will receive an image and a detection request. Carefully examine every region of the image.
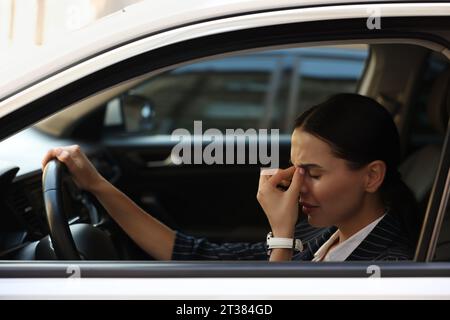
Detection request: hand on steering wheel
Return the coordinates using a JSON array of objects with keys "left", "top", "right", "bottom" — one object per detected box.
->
[
  {"left": 42, "top": 145, "right": 106, "bottom": 194},
  {"left": 41, "top": 147, "right": 118, "bottom": 260}
]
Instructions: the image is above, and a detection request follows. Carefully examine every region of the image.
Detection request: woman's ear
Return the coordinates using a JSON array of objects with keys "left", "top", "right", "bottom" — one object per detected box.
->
[{"left": 364, "top": 160, "right": 386, "bottom": 193}]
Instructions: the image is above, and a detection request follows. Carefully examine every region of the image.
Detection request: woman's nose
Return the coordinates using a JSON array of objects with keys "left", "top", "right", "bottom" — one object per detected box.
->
[{"left": 300, "top": 180, "right": 309, "bottom": 194}]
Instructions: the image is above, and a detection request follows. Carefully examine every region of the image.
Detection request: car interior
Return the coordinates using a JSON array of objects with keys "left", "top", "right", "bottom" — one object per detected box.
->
[{"left": 0, "top": 41, "right": 449, "bottom": 261}]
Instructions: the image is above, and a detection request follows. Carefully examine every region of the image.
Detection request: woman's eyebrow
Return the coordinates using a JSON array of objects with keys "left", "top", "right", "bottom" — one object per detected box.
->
[
  {"left": 300, "top": 163, "right": 323, "bottom": 169},
  {"left": 296, "top": 163, "right": 325, "bottom": 170},
  {"left": 289, "top": 159, "right": 324, "bottom": 170}
]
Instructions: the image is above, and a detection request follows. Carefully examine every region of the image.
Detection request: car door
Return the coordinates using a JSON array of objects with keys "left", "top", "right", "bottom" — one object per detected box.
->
[{"left": 1, "top": 1, "right": 450, "bottom": 299}]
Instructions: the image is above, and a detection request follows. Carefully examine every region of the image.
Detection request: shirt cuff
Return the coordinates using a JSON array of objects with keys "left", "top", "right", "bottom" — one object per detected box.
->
[{"left": 171, "top": 231, "right": 196, "bottom": 260}]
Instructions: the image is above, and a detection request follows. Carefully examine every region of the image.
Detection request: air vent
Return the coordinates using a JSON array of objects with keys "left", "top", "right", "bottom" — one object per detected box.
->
[{"left": 9, "top": 178, "right": 45, "bottom": 239}]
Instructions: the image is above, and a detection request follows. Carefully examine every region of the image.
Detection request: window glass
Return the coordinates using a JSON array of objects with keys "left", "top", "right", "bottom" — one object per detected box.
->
[
  {"left": 103, "top": 45, "right": 368, "bottom": 135},
  {"left": 406, "top": 53, "right": 448, "bottom": 153}
]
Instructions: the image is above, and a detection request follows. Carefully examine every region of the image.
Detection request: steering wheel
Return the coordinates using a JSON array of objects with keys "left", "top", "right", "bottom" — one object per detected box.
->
[{"left": 42, "top": 159, "right": 118, "bottom": 260}]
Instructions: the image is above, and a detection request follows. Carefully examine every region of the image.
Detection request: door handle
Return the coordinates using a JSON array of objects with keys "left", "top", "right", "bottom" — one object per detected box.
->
[{"left": 146, "top": 154, "right": 181, "bottom": 168}]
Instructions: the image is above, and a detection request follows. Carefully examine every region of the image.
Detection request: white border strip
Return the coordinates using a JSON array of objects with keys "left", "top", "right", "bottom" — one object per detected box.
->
[{"left": 1, "top": 277, "right": 450, "bottom": 299}]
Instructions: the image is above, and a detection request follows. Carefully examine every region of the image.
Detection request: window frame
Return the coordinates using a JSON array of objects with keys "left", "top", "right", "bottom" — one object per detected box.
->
[{"left": 421, "top": 116, "right": 450, "bottom": 261}]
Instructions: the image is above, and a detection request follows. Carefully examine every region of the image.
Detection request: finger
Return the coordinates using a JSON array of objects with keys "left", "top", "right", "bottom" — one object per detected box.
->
[
  {"left": 67, "top": 145, "right": 84, "bottom": 169},
  {"left": 278, "top": 179, "right": 291, "bottom": 187},
  {"left": 275, "top": 179, "right": 291, "bottom": 191},
  {"left": 258, "top": 168, "right": 278, "bottom": 190},
  {"left": 268, "top": 166, "right": 295, "bottom": 188},
  {"left": 68, "top": 144, "right": 81, "bottom": 153},
  {"left": 41, "top": 147, "right": 63, "bottom": 170},
  {"left": 55, "top": 149, "right": 77, "bottom": 173},
  {"left": 260, "top": 168, "right": 279, "bottom": 176},
  {"left": 287, "top": 167, "right": 305, "bottom": 195}
]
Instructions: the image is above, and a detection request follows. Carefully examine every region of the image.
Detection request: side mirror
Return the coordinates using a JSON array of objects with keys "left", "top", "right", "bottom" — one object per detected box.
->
[{"left": 120, "top": 94, "right": 155, "bottom": 132}]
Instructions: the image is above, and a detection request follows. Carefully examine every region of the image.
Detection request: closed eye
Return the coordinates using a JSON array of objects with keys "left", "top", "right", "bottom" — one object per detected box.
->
[{"left": 306, "top": 171, "right": 321, "bottom": 179}]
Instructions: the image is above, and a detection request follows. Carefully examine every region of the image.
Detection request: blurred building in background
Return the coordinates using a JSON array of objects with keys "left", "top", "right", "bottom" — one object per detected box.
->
[{"left": 0, "top": 0, "right": 142, "bottom": 62}]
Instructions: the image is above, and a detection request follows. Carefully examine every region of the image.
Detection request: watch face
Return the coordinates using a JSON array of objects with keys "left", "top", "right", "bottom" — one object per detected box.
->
[
  {"left": 295, "top": 239, "right": 304, "bottom": 252},
  {"left": 266, "top": 232, "right": 272, "bottom": 256}
]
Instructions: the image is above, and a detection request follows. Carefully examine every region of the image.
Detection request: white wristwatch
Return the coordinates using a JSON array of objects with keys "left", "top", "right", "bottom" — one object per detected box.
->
[{"left": 266, "top": 232, "right": 303, "bottom": 256}]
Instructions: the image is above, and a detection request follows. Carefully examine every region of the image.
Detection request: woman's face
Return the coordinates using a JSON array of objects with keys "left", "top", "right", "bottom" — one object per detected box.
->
[{"left": 290, "top": 128, "right": 368, "bottom": 227}]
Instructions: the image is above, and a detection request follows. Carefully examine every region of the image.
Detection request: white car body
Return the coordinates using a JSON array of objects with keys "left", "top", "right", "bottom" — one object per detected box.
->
[
  {"left": 2, "top": 0, "right": 450, "bottom": 116},
  {"left": 0, "top": 0, "right": 449, "bottom": 299}
]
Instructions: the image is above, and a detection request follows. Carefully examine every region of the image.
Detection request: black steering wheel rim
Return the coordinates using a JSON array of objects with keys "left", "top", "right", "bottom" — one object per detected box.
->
[{"left": 42, "top": 159, "right": 81, "bottom": 260}]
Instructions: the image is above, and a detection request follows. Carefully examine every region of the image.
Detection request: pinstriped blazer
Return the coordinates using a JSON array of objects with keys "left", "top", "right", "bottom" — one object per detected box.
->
[
  {"left": 171, "top": 211, "right": 414, "bottom": 261},
  {"left": 292, "top": 212, "right": 414, "bottom": 261}
]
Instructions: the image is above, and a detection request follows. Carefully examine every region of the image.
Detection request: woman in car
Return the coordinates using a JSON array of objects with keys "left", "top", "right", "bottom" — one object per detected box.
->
[{"left": 41, "top": 93, "right": 419, "bottom": 261}]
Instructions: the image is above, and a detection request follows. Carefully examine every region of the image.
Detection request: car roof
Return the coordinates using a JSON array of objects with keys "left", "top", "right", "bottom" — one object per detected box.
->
[{"left": 0, "top": 0, "right": 399, "bottom": 102}]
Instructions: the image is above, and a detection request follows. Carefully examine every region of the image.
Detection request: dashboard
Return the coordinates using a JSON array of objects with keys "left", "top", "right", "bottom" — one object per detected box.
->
[
  {"left": 0, "top": 168, "right": 47, "bottom": 259},
  {"left": 0, "top": 128, "right": 122, "bottom": 260}
]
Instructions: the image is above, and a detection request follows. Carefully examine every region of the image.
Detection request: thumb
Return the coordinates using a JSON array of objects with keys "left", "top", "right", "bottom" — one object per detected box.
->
[{"left": 287, "top": 167, "right": 304, "bottom": 195}]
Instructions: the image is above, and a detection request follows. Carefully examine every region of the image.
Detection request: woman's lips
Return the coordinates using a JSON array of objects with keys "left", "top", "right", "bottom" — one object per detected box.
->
[{"left": 299, "top": 201, "right": 319, "bottom": 214}]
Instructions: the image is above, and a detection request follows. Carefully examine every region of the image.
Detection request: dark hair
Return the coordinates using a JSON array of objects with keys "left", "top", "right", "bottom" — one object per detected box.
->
[{"left": 294, "top": 93, "right": 419, "bottom": 246}]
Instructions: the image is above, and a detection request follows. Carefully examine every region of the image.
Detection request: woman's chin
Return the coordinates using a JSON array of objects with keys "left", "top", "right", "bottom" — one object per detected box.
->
[{"left": 307, "top": 214, "right": 331, "bottom": 228}]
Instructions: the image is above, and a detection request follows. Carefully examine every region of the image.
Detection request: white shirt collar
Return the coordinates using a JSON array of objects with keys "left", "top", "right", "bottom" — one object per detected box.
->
[{"left": 312, "top": 213, "right": 386, "bottom": 262}]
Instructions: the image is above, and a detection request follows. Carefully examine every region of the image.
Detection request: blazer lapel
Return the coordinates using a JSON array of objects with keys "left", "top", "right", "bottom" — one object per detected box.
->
[
  {"left": 292, "top": 211, "right": 410, "bottom": 261},
  {"left": 293, "top": 226, "right": 336, "bottom": 261},
  {"left": 346, "top": 212, "right": 409, "bottom": 261}
]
